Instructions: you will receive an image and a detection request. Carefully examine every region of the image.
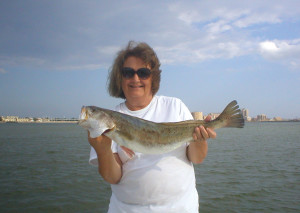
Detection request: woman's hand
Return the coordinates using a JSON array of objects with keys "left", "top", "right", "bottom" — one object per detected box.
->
[
  {"left": 187, "top": 116, "right": 217, "bottom": 164},
  {"left": 87, "top": 132, "right": 122, "bottom": 184},
  {"left": 193, "top": 115, "right": 217, "bottom": 142},
  {"left": 88, "top": 131, "right": 112, "bottom": 151}
]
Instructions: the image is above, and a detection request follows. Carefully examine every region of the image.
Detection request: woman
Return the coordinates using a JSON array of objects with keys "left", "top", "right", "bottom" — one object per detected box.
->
[{"left": 88, "top": 41, "right": 216, "bottom": 212}]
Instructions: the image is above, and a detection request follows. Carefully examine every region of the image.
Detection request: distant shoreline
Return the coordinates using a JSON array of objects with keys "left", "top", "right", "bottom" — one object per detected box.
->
[{"left": 0, "top": 121, "right": 78, "bottom": 124}]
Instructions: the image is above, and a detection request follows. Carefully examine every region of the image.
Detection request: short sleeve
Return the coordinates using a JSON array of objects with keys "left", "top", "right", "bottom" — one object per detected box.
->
[
  {"left": 89, "top": 147, "right": 98, "bottom": 166},
  {"left": 179, "top": 100, "right": 194, "bottom": 121},
  {"left": 111, "top": 141, "right": 118, "bottom": 153}
]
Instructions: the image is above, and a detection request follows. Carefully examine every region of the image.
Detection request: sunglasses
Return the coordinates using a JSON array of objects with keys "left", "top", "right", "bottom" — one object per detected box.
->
[{"left": 122, "top": 67, "right": 151, "bottom": 80}]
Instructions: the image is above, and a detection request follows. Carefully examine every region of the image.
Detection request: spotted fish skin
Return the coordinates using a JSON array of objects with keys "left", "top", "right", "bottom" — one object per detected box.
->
[{"left": 79, "top": 100, "right": 244, "bottom": 154}]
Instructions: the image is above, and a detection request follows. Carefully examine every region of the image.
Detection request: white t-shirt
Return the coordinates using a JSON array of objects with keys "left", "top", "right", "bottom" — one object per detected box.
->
[{"left": 89, "top": 96, "right": 199, "bottom": 213}]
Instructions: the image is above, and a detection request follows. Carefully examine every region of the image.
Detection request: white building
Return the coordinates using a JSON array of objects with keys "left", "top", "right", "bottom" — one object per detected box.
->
[
  {"left": 242, "top": 108, "right": 251, "bottom": 121},
  {"left": 257, "top": 114, "right": 268, "bottom": 121},
  {"left": 192, "top": 112, "right": 204, "bottom": 120},
  {"left": 207, "top": 113, "right": 220, "bottom": 120}
]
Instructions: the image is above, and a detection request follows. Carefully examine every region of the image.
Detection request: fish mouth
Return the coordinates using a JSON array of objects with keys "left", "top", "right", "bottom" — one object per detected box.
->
[{"left": 78, "top": 106, "right": 88, "bottom": 124}]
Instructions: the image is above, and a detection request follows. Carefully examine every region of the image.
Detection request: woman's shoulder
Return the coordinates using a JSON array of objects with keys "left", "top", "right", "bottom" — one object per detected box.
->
[
  {"left": 155, "top": 95, "right": 188, "bottom": 112},
  {"left": 156, "top": 95, "right": 183, "bottom": 105},
  {"left": 114, "top": 101, "right": 126, "bottom": 112},
  {"left": 154, "top": 95, "right": 192, "bottom": 121}
]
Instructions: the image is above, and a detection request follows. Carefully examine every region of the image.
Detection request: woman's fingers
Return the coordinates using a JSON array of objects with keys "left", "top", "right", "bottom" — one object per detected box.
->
[
  {"left": 121, "top": 146, "right": 135, "bottom": 158},
  {"left": 207, "top": 128, "right": 217, "bottom": 139},
  {"left": 193, "top": 126, "right": 217, "bottom": 141}
]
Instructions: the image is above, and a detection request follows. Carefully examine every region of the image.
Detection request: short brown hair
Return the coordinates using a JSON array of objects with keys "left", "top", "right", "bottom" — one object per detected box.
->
[{"left": 108, "top": 41, "right": 161, "bottom": 99}]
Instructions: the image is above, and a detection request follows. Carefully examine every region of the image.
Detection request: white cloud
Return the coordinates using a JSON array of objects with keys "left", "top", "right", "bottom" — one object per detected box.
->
[
  {"left": 259, "top": 39, "right": 300, "bottom": 69},
  {"left": 233, "top": 13, "right": 282, "bottom": 28},
  {"left": 154, "top": 38, "right": 254, "bottom": 65},
  {"left": 1, "top": 0, "right": 300, "bottom": 70},
  {"left": 260, "top": 41, "right": 279, "bottom": 53}
]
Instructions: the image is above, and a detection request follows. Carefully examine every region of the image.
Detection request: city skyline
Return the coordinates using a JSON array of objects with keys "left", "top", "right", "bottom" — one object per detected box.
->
[{"left": 0, "top": 1, "right": 299, "bottom": 119}]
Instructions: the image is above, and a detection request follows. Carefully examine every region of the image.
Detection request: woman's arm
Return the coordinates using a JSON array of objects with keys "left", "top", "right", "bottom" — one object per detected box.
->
[
  {"left": 187, "top": 117, "right": 217, "bottom": 164},
  {"left": 88, "top": 132, "right": 122, "bottom": 184}
]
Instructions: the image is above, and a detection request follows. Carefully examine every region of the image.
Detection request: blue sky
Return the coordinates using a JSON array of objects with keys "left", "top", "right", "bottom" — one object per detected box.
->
[{"left": 0, "top": 0, "right": 299, "bottom": 119}]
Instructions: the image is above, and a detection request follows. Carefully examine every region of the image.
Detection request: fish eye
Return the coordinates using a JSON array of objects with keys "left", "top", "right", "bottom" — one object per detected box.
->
[{"left": 89, "top": 107, "right": 96, "bottom": 113}]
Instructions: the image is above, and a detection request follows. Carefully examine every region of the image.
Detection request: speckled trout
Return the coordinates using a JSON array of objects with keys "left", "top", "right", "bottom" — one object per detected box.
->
[{"left": 79, "top": 100, "right": 244, "bottom": 154}]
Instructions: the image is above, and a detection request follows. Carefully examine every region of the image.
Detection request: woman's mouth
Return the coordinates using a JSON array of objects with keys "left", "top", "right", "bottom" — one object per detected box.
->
[{"left": 129, "top": 84, "right": 144, "bottom": 88}]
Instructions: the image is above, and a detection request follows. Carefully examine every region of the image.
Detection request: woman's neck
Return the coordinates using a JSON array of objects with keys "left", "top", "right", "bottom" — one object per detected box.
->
[{"left": 125, "top": 95, "right": 153, "bottom": 111}]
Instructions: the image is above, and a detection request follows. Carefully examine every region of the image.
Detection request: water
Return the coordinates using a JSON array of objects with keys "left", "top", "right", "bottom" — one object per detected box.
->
[{"left": 0, "top": 122, "right": 299, "bottom": 212}]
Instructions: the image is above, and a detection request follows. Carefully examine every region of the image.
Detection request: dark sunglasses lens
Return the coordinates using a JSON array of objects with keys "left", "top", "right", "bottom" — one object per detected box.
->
[
  {"left": 137, "top": 68, "right": 151, "bottom": 79},
  {"left": 122, "top": 68, "right": 135, "bottom": 78},
  {"left": 122, "top": 67, "right": 151, "bottom": 79}
]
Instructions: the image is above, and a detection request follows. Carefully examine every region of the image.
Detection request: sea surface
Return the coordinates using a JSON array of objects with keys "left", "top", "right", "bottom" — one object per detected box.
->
[{"left": 0, "top": 122, "right": 299, "bottom": 213}]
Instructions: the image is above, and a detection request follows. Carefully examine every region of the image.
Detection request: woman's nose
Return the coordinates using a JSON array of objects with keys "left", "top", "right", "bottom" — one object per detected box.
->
[{"left": 132, "top": 72, "right": 140, "bottom": 81}]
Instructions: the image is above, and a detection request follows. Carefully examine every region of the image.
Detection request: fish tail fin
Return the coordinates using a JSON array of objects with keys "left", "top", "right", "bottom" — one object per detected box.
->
[{"left": 217, "top": 100, "right": 244, "bottom": 128}]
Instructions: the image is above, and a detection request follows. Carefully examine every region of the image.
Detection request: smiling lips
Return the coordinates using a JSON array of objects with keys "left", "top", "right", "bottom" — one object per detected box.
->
[{"left": 129, "top": 84, "right": 144, "bottom": 88}]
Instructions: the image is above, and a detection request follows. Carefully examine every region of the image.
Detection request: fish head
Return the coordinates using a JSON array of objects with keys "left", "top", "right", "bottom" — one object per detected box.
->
[{"left": 78, "top": 106, "right": 115, "bottom": 138}]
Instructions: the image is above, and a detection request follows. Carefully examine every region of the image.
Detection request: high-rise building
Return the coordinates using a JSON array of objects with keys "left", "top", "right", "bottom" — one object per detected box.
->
[
  {"left": 241, "top": 108, "right": 251, "bottom": 121},
  {"left": 257, "top": 114, "right": 267, "bottom": 121},
  {"left": 241, "top": 108, "right": 249, "bottom": 117}
]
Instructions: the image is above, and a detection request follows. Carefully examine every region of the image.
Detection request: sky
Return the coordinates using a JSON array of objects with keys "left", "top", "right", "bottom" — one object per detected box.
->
[{"left": 0, "top": 0, "right": 299, "bottom": 119}]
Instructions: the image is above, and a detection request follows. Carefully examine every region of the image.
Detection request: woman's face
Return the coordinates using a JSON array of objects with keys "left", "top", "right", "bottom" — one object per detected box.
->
[{"left": 121, "top": 56, "right": 152, "bottom": 101}]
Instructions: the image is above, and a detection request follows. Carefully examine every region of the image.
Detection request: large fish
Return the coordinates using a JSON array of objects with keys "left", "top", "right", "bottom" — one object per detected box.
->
[{"left": 79, "top": 100, "right": 244, "bottom": 154}]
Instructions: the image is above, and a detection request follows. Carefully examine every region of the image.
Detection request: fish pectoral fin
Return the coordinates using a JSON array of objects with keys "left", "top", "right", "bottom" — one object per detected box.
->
[
  {"left": 103, "top": 126, "right": 115, "bottom": 134},
  {"left": 87, "top": 118, "right": 114, "bottom": 138},
  {"left": 89, "top": 127, "right": 109, "bottom": 138}
]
